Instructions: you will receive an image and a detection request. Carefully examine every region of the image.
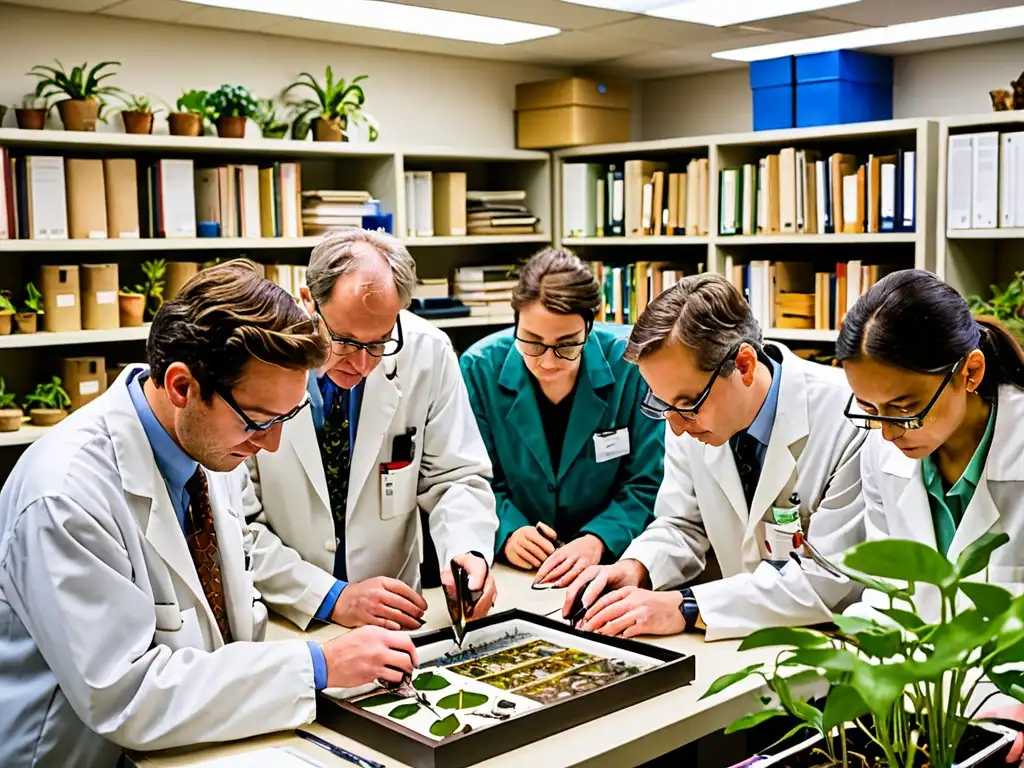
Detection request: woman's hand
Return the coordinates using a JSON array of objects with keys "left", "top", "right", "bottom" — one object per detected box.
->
[
  {"left": 503, "top": 525, "right": 557, "bottom": 570},
  {"left": 534, "top": 534, "right": 605, "bottom": 587}
]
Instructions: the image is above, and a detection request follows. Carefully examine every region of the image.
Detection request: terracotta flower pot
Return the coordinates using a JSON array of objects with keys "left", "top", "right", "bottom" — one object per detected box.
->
[
  {"left": 29, "top": 408, "right": 67, "bottom": 427},
  {"left": 215, "top": 115, "right": 247, "bottom": 139},
  {"left": 169, "top": 112, "right": 203, "bottom": 136},
  {"left": 0, "top": 408, "right": 23, "bottom": 432},
  {"left": 15, "top": 107, "right": 47, "bottom": 130},
  {"left": 118, "top": 292, "right": 145, "bottom": 327},
  {"left": 0, "top": 312, "right": 12, "bottom": 335},
  {"left": 121, "top": 110, "right": 154, "bottom": 135},
  {"left": 57, "top": 98, "right": 100, "bottom": 131},
  {"left": 312, "top": 117, "right": 344, "bottom": 142},
  {"left": 15, "top": 312, "right": 37, "bottom": 334}
]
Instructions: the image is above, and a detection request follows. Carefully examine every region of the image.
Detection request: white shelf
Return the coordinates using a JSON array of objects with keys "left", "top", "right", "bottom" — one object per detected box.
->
[
  {"left": 562, "top": 236, "right": 710, "bottom": 246},
  {"left": 764, "top": 328, "right": 839, "bottom": 343},
  {"left": 430, "top": 315, "right": 513, "bottom": 329},
  {"left": 0, "top": 237, "right": 324, "bottom": 253},
  {"left": 946, "top": 229, "right": 1024, "bottom": 240},
  {"left": 0, "top": 325, "right": 151, "bottom": 349},
  {"left": 0, "top": 424, "right": 50, "bottom": 447},
  {"left": 404, "top": 235, "right": 550, "bottom": 247},
  {"left": 718, "top": 233, "right": 917, "bottom": 245}
]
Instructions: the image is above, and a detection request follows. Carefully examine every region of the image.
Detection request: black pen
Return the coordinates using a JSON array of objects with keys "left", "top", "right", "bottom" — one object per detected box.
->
[{"left": 295, "top": 728, "right": 386, "bottom": 768}]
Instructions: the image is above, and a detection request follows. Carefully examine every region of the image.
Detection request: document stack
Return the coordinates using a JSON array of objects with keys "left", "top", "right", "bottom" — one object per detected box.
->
[
  {"left": 467, "top": 190, "right": 539, "bottom": 236},
  {"left": 301, "top": 190, "right": 379, "bottom": 236},
  {"left": 452, "top": 265, "right": 517, "bottom": 319}
]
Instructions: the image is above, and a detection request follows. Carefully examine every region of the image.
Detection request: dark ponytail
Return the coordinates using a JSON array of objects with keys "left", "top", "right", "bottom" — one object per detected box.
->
[{"left": 836, "top": 269, "right": 1024, "bottom": 399}]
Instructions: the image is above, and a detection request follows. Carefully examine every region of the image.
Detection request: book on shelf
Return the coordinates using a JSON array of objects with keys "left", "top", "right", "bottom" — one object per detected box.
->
[
  {"left": 718, "top": 147, "right": 915, "bottom": 237},
  {"left": 452, "top": 265, "right": 518, "bottom": 317},
  {"left": 302, "top": 189, "right": 378, "bottom": 236},
  {"left": 562, "top": 159, "right": 709, "bottom": 239},
  {"left": 466, "top": 189, "right": 539, "bottom": 237},
  {"left": 946, "top": 130, "right": 1024, "bottom": 231},
  {"left": 589, "top": 260, "right": 705, "bottom": 325}
]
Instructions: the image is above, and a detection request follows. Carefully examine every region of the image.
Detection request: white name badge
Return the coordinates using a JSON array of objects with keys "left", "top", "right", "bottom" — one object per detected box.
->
[
  {"left": 593, "top": 428, "right": 630, "bottom": 463},
  {"left": 380, "top": 469, "right": 398, "bottom": 518}
]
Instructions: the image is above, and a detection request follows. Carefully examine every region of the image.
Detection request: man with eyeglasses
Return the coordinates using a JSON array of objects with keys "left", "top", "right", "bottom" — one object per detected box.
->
[
  {"left": 563, "top": 273, "right": 868, "bottom": 641},
  {"left": 246, "top": 230, "right": 499, "bottom": 634}
]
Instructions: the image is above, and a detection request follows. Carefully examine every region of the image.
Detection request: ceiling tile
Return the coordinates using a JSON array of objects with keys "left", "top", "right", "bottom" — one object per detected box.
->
[
  {"left": 599, "top": 48, "right": 742, "bottom": 76},
  {"left": 508, "top": 30, "right": 653, "bottom": 60},
  {"left": 814, "top": 0, "right": 1023, "bottom": 27},
  {"left": 100, "top": 0, "right": 197, "bottom": 23},
  {"left": 735, "top": 15, "right": 869, "bottom": 36},
  {"left": 588, "top": 15, "right": 767, "bottom": 46},
  {"left": 378, "top": 0, "right": 635, "bottom": 31},
  {"left": 184, "top": 7, "right": 286, "bottom": 32},
  {"left": 1, "top": 0, "right": 117, "bottom": 10}
]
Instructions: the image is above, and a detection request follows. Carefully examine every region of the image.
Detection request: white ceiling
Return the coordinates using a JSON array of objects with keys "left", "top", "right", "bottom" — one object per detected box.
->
[{"left": 3, "top": 0, "right": 1024, "bottom": 78}]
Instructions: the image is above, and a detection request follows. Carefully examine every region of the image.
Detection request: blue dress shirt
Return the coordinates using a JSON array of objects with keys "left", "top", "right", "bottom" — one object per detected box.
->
[
  {"left": 126, "top": 367, "right": 329, "bottom": 690},
  {"left": 732, "top": 354, "right": 782, "bottom": 473}
]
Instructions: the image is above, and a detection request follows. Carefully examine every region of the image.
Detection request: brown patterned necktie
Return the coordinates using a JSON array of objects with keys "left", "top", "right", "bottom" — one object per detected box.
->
[{"left": 184, "top": 466, "right": 233, "bottom": 644}]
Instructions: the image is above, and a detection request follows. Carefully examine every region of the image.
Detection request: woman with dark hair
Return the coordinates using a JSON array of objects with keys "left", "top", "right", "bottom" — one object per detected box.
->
[
  {"left": 837, "top": 268, "right": 1024, "bottom": 603},
  {"left": 460, "top": 248, "right": 663, "bottom": 587}
]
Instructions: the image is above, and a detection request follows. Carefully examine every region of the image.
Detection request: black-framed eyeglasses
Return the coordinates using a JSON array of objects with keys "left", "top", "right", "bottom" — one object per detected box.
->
[
  {"left": 640, "top": 343, "right": 743, "bottom": 423},
  {"left": 843, "top": 357, "right": 964, "bottom": 432},
  {"left": 514, "top": 332, "right": 589, "bottom": 361},
  {"left": 314, "top": 301, "right": 404, "bottom": 358},
  {"left": 218, "top": 388, "right": 311, "bottom": 433}
]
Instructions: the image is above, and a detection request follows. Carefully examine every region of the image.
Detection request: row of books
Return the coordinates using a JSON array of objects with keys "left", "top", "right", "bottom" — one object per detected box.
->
[
  {"left": 301, "top": 189, "right": 379, "bottom": 237},
  {"left": 719, "top": 148, "right": 917, "bottom": 236},
  {"left": 451, "top": 265, "right": 517, "bottom": 318},
  {"left": 947, "top": 131, "right": 1024, "bottom": 230},
  {"left": 562, "top": 159, "right": 711, "bottom": 239},
  {"left": 259, "top": 263, "right": 307, "bottom": 299},
  {"left": 404, "top": 171, "right": 540, "bottom": 238},
  {"left": 588, "top": 260, "right": 704, "bottom": 325}
]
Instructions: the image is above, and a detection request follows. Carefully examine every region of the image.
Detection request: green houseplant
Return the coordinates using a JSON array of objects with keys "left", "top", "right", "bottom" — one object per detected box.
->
[
  {"left": 169, "top": 89, "right": 213, "bottom": 136},
  {"left": 140, "top": 259, "right": 166, "bottom": 319},
  {"left": 119, "top": 93, "right": 164, "bottom": 135},
  {"left": 0, "top": 377, "right": 23, "bottom": 433},
  {"left": 283, "top": 67, "right": 378, "bottom": 142},
  {"left": 0, "top": 291, "right": 16, "bottom": 336},
  {"left": 966, "top": 271, "right": 1024, "bottom": 346},
  {"left": 15, "top": 282, "right": 43, "bottom": 335},
  {"left": 254, "top": 98, "right": 290, "bottom": 139},
  {"left": 24, "top": 375, "right": 71, "bottom": 427},
  {"left": 206, "top": 84, "right": 259, "bottom": 139},
  {"left": 28, "top": 60, "right": 124, "bottom": 131},
  {"left": 706, "top": 533, "right": 1024, "bottom": 767}
]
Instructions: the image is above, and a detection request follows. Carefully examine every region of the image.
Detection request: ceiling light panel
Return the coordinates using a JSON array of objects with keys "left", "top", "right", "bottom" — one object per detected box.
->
[
  {"left": 648, "top": 0, "right": 863, "bottom": 27},
  {"left": 179, "top": 0, "right": 560, "bottom": 44}
]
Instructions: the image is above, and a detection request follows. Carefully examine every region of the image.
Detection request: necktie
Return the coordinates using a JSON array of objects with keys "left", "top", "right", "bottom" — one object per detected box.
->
[
  {"left": 732, "top": 431, "right": 762, "bottom": 510},
  {"left": 184, "top": 467, "right": 233, "bottom": 644},
  {"left": 319, "top": 390, "right": 351, "bottom": 579}
]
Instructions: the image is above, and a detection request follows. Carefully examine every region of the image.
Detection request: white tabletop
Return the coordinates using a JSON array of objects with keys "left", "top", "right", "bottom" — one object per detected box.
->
[{"left": 131, "top": 566, "right": 811, "bottom": 768}]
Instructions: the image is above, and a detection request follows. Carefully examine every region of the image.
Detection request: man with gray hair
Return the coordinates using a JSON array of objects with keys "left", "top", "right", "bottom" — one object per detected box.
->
[
  {"left": 245, "top": 230, "right": 498, "bottom": 632},
  {"left": 563, "top": 273, "right": 867, "bottom": 641}
]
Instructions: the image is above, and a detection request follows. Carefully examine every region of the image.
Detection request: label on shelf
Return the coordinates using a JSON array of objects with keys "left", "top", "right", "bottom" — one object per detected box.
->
[
  {"left": 95, "top": 291, "right": 117, "bottom": 305},
  {"left": 80, "top": 381, "right": 100, "bottom": 396},
  {"left": 88, "top": 231, "right": 107, "bottom": 239},
  {"left": 56, "top": 294, "right": 76, "bottom": 308}
]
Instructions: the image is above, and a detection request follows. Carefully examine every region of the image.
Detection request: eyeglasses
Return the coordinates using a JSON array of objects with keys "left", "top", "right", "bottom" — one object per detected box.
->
[
  {"left": 514, "top": 333, "right": 588, "bottom": 361},
  {"left": 640, "top": 343, "right": 742, "bottom": 423},
  {"left": 843, "top": 357, "right": 964, "bottom": 433},
  {"left": 314, "top": 301, "right": 404, "bottom": 358},
  {"left": 218, "top": 388, "right": 311, "bottom": 433}
]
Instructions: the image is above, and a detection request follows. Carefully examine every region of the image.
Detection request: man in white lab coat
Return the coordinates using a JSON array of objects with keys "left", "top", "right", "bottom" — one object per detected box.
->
[
  {"left": 0, "top": 260, "right": 418, "bottom": 768},
  {"left": 248, "top": 229, "right": 498, "bottom": 632},
  {"left": 564, "top": 273, "right": 868, "bottom": 641}
]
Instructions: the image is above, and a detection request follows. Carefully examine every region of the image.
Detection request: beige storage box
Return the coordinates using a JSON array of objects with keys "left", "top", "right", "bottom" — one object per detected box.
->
[
  {"left": 515, "top": 77, "right": 632, "bottom": 149},
  {"left": 40, "top": 265, "right": 82, "bottom": 332},
  {"left": 81, "top": 263, "right": 119, "bottom": 330},
  {"left": 63, "top": 356, "right": 106, "bottom": 411}
]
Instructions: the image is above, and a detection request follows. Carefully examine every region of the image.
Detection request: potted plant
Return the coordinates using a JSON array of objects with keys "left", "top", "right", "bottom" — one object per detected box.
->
[
  {"left": 15, "top": 94, "right": 49, "bottom": 130},
  {"left": 119, "top": 93, "right": 163, "bottom": 135},
  {"left": 0, "top": 292, "right": 15, "bottom": 335},
  {"left": 140, "top": 259, "right": 166, "bottom": 318},
  {"left": 254, "top": 98, "right": 290, "bottom": 139},
  {"left": 118, "top": 285, "right": 146, "bottom": 327},
  {"left": 284, "top": 67, "right": 378, "bottom": 142},
  {"left": 0, "top": 378, "right": 23, "bottom": 433},
  {"left": 706, "top": 533, "right": 1024, "bottom": 768},
  {"left": 0, "top": 104, "right": 7, "bottom": 127},
  {"left": 15, "top": 282, "right": 43, "bottom": 334},
  {"left": 206, "top": 84, "right": 259, "bottom": 139},
  {"left": 967, "top": 271, "right": 1024, "bottom": 346},
  {"left": 28, "top": 60, "right": 124, "bottom": 132},
  {"left": 169, "top": 89, "right": 212, "bottom": 136},
  {"left": 23, "top": 376, "right": 71, "bottom": 427}
]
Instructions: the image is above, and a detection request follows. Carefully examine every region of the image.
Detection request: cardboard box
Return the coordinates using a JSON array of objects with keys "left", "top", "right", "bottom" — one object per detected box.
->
[
  {"left": 81, "top": 263, "right": 119, "bottom": 330},
  {"left": 40, "top": 265, "right": 82, "bottom": 332},
  {"left": 166, "top": 261, "right": 199, "bottom": 300},
  {"left": 62, "top": 356, "right": 106, "bottom": 411},
  {"left": 515, "top": 77, "right": 632, "bottom": 149}
]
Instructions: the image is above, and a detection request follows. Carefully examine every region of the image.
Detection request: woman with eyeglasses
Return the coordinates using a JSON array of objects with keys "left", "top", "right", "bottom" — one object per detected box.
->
[{"left": 460, "top": 248, "right": 664, "bottom": 587}]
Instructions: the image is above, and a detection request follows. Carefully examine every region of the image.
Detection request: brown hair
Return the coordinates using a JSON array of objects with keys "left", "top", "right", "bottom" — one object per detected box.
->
[
  {"left": 147, "top": 258, "right": 330, "bottom": 401},
  {"left": 624, "top": 273, "right": 761, "bottom": 372},
  {"left": 511, "top": 247, "right": 601, "bottom": 326}
]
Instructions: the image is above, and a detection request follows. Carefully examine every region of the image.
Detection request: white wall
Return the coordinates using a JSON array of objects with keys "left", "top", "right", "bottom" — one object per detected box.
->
[
  {"left": 640, "top": 38, "right": 1024, "bottom": 140},
  {"left": 0, "top": 4, "right": 570, "bottom": 148}
]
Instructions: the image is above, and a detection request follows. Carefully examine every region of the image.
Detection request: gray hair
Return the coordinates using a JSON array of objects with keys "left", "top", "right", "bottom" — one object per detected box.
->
[
  {"left": 624, "top": 273, "right": 762, "bottom": 373},
  {"left": 306, "top": 229, "right": 417, "bottom": 309}
]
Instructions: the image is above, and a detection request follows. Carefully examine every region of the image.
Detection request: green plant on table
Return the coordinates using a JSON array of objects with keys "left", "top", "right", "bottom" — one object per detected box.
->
[
  {"left": 283, "top": 66, "right": 378, "bottom": 141},
  {"left": 0, "top": 292, "right": 16, "bottom": 315},
  {"left": 22, "top": 282, "right": 43, "bottom": 315},
  {"left": 19, "top": 93, "right": 49, "bottom": 110},
  {"left": 206, "top": 84, "right": 260, "bottom": 121},
  {"left": 175, "top": 89, "right": 212, "bottom": 115},
  {"left": 0, "top": 378, "right": 18, "bottom": 411},
  {"left": 120, "top": 93, "right": 165, "bottom": 115},
  {"left": 140, "top": 259, "right": 166, "bottom": 318},
  {"left": 28, "top": 60, "right": 124, "bottom": 119},
  {"left": 966, "top": 270, "right": 1024, "bottom": 344},
  {"left": 254, "top": 98, "right": 291, "bottom": 138},
  {"left": 704, "top": 532, "right": 1024, "bottom": 768},
  {"left": 24, "top": 376, "right": 71, "bottom": 411}
]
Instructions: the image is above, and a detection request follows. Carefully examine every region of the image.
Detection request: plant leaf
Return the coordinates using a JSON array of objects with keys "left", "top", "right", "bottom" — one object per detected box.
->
[
  {"left": 429, "top": 714, "right": 460, "bottom": 738},
  {"left": 849, "top": 660, "right": 909, "bottom": 713},
  {"left": 724, "top": 708, "right": 789, "bottom": 734},
  {"left": 989, "top": 670, "right": 1024, "bottom": 704},
  {"left": 438, "top": 691, "right": 489, "bottom": 710},
  {"left": 356, "top": 692, "right": 405, "bottom": 708},
  {"left": 413, "top": 671, "right": 450, "bottom": 691},
  {"left": 773, "top": 674, "right": 823, "bottom": 736},
  {"left": 879, "top": 607, "right": 926, "bottom": 633},
  {"left": 739, "top": 627, "right": 831, "bottom": 651},
  {"left": 822, "top": 684, "right": 871, "bottom": 734},
  {"left": 960, "top": 581, "right": 1014, "bottom": 618},
  {"left": 389, "top": 703, "right": 421, "bottom": 720},
  {"left": 700, "top": 663, "right": 764, "bottom": 700},
  {"left": 844, "top": 539, "right": 955, "bottom": 587},
  {"left": 955, "top": 532, "right": 1011, "bottom": 580}
]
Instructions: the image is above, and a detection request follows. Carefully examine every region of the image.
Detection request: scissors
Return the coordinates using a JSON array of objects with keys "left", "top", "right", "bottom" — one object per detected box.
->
[{"left": 445, "top": 558, "right": 484, "bottom": 647}]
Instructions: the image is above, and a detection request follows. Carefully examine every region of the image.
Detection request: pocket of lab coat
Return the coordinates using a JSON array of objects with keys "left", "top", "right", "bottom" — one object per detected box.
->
[
  {"left": 153, "top": 606, "right": 205, "bottom": 650},
  {"left": 380, "top": 463, "right": 418, "bottom": 520}
]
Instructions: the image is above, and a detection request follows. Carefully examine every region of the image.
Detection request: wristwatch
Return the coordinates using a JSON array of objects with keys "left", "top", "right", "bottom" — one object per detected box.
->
[{"left": 678, "top": 587, "right": 699, "bottom": 631}]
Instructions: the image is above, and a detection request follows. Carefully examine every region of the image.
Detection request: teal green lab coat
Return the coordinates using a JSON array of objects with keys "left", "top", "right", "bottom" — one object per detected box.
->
[{"left": 460, "top": 323, "right": 664, "bottom": 560}]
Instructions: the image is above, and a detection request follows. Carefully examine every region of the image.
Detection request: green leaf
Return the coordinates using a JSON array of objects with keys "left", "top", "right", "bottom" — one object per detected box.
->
[
  {"left": 782, "top": 648, "right": 858, "bottom": 674},
  {"left": 389, "top": 703, "right": 421, "bottom": 720},
  {"left": 879, "top": 608, "right": 926, "bottom": 633},
  {"left": 724, "top": 708, "right": 789, "bottom": 734},
  {"left": 853, "top": 628, "right": 903, "bottom": 660},
  {"left": 955, "top": 532, "right": 1011, "bottom": 580},
  {"left": 960, "top": 581, "right": 1014, "bottom": 619},
  {"left": 700, "top": 663, "right": 764, "bottom": 700},
  {"left": 930, "top": 609, "right": 1001, "bottom": 666},
  {"left": 822, "top": 685, "right": 871, "bottom": 733},
  {"left": 738, "top": 627, "right": 831, "bottom": 651},
  {"left": 850, "top": 661, "right": 909, "bottom": 713},
  {"left": 429, "top": 714, "right": 461, "bottom": 738},
  {"left": 437, "top": 691, "right": 489, "bottom": 710},
  {"left": 989, "top": 670, "right": 1024, "bottom": 704},
  {"left": 832, "top": 615, "right": 883, "bottom": 636},
  {"left": 844, "top": 539, "right": 955, "bottom": 587},
  {"left": 413, "top": 672, "right": 450, "bottom": 691},
  {"left": 774, "top": 674, "right": 823, "bottom": 735},
  {"left": 356, "top": 692, "right": 405, "bottom": 708}
]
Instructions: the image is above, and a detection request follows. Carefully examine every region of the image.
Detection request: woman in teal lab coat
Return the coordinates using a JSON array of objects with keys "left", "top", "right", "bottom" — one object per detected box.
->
[{"left": 460, "top": 248, "right": 664, "bottom": 588}]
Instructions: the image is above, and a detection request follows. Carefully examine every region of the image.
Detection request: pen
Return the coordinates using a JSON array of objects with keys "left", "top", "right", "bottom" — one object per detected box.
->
[{"left": 295, "top": 729, "right": 386, "bottom": 768}]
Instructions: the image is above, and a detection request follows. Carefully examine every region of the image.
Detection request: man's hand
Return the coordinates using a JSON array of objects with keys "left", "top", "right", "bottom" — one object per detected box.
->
[
  {"left": 535, "top": 534, "right": 605, "bottom": 587},
  {"left": 322, "top": 625, "right": 418, "bottom": 689},
  {"left": 979, "top": 702, "right": 1024, "bottom": 764},
  {"left": 504, "top": 525, "right": 556, "bottom": 570},
  {"left": 330, "top": 576, "right": 428, "bottom": 631},
  {"left": 562, "top": 559, "right": 648, "bottom": 620},
  {"left": 579, "top": 587, "right": 686, "bottom": 638},
  {"left": 442, "top": 552, "right": 497, "bottom": 619}
]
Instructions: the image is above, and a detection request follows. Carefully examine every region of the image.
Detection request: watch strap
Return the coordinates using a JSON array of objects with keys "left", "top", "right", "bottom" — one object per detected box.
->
[{"left": 679, "top": 587, "right": 699, "bottom": 631}]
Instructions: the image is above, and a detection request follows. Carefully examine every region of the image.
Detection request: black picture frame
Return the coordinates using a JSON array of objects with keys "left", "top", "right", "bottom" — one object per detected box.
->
[{"left": 316, "top": 608, "right": 697, "bottom": 768}]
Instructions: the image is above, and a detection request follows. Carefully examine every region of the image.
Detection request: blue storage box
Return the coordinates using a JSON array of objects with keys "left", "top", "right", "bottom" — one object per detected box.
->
[
  {"left": 795, "top": 50, "right": 893, "bottom": 128},
  {"left": 749, "top": 56, "right": 795, "bottom": 131}
]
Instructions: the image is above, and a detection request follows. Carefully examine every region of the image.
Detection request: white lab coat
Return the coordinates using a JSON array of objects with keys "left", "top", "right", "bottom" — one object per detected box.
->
[
  {"left": 620, "top": 343, "right": 868, "bottom": 641},
  {"left": 0, "top": 365, "right": 316, "bottom": 768},
  {"left": 248, "top": 310, "right": 498, "bottom": 628}
]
